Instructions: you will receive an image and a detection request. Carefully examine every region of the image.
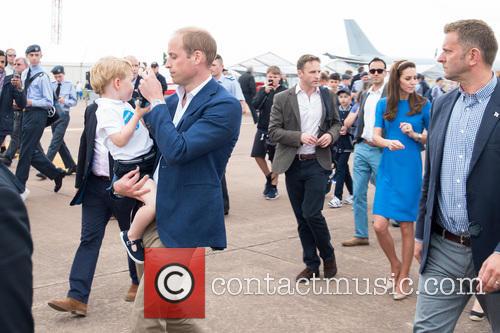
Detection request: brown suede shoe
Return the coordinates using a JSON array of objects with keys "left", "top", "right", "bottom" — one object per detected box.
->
[
  {"left": 341, "top": 237, "right": 369, "bottom": 247},
  {"left": 296, "top": 268, "right": 320, "bottom": 282},
  {"left": 323, "top": 256, "right": 338, "bottom": 278},
  {"left": 48, "top": 297, "right": 87, "bottom": 316},
  {"left": 125, "top": 283, "right": 139, "bottom": 302}
]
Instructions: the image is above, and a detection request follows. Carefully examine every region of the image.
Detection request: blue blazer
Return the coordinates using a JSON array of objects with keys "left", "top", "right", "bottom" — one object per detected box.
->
[
  {"left": 416, "top": 81, "right": 500, "bottom": 274},
  {"left": 143, "top": 78, "right": 241, "bottom": 248}
]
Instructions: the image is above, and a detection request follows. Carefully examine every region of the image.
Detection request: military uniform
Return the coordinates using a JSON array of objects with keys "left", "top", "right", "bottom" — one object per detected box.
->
[
  {"left": 15, "top": 45, "right": 65, "bottom": 191},
  {"left": 216, "top": 74, "right": 245, "bottom": 101},
  {"left": 45, "top": 65, "right": 77, "bottom": 173}
]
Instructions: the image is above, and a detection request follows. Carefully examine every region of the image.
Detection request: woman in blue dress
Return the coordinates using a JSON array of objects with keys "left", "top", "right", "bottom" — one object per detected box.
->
[{"left": 372, "top": 60, "right": 431, "bottom": 300}]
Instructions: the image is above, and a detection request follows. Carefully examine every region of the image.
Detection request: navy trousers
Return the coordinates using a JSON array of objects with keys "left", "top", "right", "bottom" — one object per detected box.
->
[
  {"left": 67, "top": 174, "right": 138, "bottom": 304},
  {"left": 333, "top": 151, "right": 353, "bottom": 200},
  {"left": 46, "top": 111, "right": 76, "bottom": 169},
  {"left": 15, "top": 109, "right": 59, "bottom": 186},
  {"left": 4, "top": 111, "right": 22, "bottom": 160}
]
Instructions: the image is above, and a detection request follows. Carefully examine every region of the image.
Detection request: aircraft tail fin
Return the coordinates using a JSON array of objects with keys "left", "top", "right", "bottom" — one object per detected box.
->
[{"left": 344, "top": 19, "right": 382, "bottom": 56}]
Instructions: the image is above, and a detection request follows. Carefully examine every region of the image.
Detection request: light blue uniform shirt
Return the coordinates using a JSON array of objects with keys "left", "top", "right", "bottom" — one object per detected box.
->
[
  {"left": 21, "top": 65, "right": 53, "bottom": 109},
  {"left": 215, "top": 74, "right": 244, "bottom": 101},
  {"left": 51, "top": 80, "right": 77, "bottom": 112}
]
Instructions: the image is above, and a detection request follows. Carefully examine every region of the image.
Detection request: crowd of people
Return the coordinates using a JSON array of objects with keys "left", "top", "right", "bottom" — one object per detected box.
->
[{"left": 0, "top": 19, "right": 499, "bottom": 333}]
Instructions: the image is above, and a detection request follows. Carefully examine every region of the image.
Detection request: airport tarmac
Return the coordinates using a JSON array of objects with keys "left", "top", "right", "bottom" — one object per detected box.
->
[{"left": 10, "top": 101, "right": 488, "bottom": 332}]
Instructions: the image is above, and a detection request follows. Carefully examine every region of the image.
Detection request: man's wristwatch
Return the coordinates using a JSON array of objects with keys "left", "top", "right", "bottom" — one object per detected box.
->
[
  {"left": 151, "top": 98, "right": 166, "bottom": 109},
  {"left": 112, "top": 188, "right": 124, "bottom": 199}
]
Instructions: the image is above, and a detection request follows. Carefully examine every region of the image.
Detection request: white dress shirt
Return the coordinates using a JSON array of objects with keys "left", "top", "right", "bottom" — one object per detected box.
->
[
  {"left": 295, "top": 85, "right": 322, "bottom": 155},
  {"left": 153, "top": 75, "right": 212, "bottom": 183},
  {"left": 92, "top": 125, "right": 111, "bottom": 177}
]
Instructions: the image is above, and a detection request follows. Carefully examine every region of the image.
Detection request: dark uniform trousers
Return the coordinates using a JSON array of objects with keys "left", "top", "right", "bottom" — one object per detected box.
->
[
  {"left": 16, "top": 109, "right": 60, "bottom": 185},
  {"left": 68, "top": 173, "right": 138, "bottom": 303},
  {"left": 46, "top": 111, "right": 76, "bottom": 169},
  {"left": 4, "top": 110, "right": 23, "bottom": 160}
]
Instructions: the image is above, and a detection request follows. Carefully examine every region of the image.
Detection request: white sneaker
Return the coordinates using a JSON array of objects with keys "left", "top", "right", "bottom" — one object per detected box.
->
[
  {"left": 20, "top": 188, "right": 30, "bottom": 201},
  {"left": 343, "top": 195, "right": 354, "bottom": 205},
  {"left": 328, "top": 196, "right": 342, "bottom": 208}
]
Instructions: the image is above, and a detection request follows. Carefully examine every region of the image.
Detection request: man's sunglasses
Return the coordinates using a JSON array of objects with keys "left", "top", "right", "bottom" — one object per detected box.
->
[{"left": 369, "top": 69, "right": 385, "bottom": 74}]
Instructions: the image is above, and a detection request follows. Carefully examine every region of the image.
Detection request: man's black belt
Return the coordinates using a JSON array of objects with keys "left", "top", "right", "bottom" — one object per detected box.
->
[
  {"left": 432, "top": 222, "right": 471, "bottom": 247},
  {"left": 24, "top": 106, "right": 48, "bottom": 112},
  {"left": 91, "top": 173, "right": 110, "bottom": 181},
  {"left": 116, "top": 149, "right": 156, "bottom": 165},
  {"left": 296, "top": 154, "right": 316, "bottom": 161}
]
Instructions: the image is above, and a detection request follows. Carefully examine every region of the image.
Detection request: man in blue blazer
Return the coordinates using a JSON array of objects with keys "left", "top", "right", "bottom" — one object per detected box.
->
[
  {"left": 114, "top": 27, "right": 241, "bottom": 332},
  {"left": 413, "top": 20, "right": 500, "bottom": 332}
]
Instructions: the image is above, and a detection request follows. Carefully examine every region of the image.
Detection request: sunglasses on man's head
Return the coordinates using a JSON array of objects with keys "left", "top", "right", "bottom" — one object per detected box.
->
[{"left": 369, "top": 69, "right": 385, "bottom": 74}]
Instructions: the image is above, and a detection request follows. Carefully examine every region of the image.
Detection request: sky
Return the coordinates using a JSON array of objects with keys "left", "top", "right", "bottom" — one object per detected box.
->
[{"left": 2, "top": 0, "right": 500, "bottom": 67}]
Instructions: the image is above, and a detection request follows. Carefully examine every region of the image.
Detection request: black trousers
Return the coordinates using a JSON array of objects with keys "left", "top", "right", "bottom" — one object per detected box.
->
[
  {"left": 15, "top": 110, "right": 59, "bottom": 186},
  {"left": 285, "top": 158, "right": 334, "bottom": 270}
]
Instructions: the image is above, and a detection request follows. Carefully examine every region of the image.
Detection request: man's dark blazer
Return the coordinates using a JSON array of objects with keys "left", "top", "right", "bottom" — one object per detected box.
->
[
  {"left": 142, "top": 78, "right": 241, "bottom": 249},
  {"left": 0, "top": 165, "right": 33, "bottom": 333},
  {"left": 416, "top": 81, "right": 500, "bottom": 274},
  {"left": 71, "top": 103, "right": 98, "bottom": 205},
  {"left": 238, "top": 71, "right": 256, "bottom": 100},
  {"left": 268, "top": 86, "right": 341, "bottom": 174},
  {"left": 0, "top": 75, "right": 26, "bottom": 136},
  {"left": 70, "top": 103, "right": 118, "bottom": 206}
]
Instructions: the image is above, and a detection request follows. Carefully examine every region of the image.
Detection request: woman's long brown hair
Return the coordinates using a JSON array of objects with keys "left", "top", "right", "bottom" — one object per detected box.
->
[{"left": 384, "top": 60, "right": 427, "bottom": 121}]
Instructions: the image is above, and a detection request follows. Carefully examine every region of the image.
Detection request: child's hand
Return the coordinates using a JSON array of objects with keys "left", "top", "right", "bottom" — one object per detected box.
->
[{"left": 135, "top": 100, "right": 151, "bottom": 117}]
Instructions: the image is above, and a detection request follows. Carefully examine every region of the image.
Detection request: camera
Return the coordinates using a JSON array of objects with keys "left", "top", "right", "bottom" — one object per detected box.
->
[
  {"left": 268, "top": 79, "right": 274, "bottom": 86},
  {"left": 137, "top": 90, "right": 150, "bottom": 108}
]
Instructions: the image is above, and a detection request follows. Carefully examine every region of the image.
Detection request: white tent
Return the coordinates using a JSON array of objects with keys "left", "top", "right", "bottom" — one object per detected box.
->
[
  {"left": 229, "top": 52, "right": 297, "bottom": 77},
  {"left": 229, "top": 52, "right": 300, "bottom": 86},
  {"left": 322, "top": 59, "right": 357, "bottom": 74}
]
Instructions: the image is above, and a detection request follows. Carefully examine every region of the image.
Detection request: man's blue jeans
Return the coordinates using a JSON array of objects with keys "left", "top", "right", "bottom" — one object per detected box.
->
[{"left": 352, "top": 142, "right": 382, "bottom": 238}]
